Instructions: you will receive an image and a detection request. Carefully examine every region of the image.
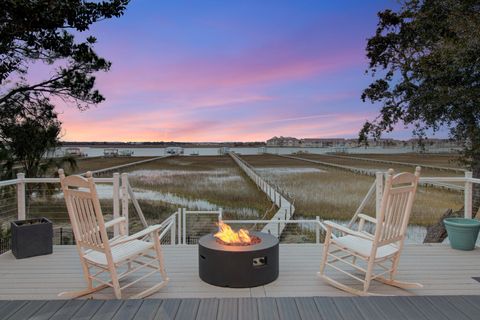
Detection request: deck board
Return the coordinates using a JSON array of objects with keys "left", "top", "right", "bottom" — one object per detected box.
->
[
  {"left": 30, "top": 300, "right": 68, "bottom": 320},
  {"left": 257, "top": 297, "right": 279, "bottom": 320},
  {"left": 238, "top": 297, "right": 259, "bottom": 320},
  {"left": 48, "top": 300, "right": 86, "bottom": 320},
  {"left": 174, "top": 298, "right": 200, "bottom": 320},
  {"left": 2, "top": 297, "right": 480, "bottom": 319},
  {"left": 0, "top": 244, "right": 479, "bottom": 299},
  {"left": 130, "top": 300, "right": 161, "bottom": 320},
  {"left": 195, "top": 298, "right": 218, "bottom": 320}
]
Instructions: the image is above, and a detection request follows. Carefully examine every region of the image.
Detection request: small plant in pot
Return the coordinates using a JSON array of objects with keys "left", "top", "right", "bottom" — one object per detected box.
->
[{"left": 444, "top": 218, "right": 480, "bottom": 251}]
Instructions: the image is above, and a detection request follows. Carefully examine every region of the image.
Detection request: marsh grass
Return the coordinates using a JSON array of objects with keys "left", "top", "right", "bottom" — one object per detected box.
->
[
  {"left": 243, "top": 155, "right": 463, "bottom": 226},
  {"left": 72, "top": 156, "right": 154, "bottom": 174},
  {"left": 298, "top": 154, "right": 460, "bottom": 177},
  {"left": 343, "top": 153, "right": 464, "bottom": 168},
  {"left": 20, "top": 154, "right": 464, "bottom": 236},
  {"left": 125, "top": 156, "right": 273, "bottom": 220}
]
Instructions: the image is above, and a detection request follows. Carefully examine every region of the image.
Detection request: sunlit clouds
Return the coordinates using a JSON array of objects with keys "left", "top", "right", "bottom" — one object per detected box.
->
[{"left": 53, "top": 0, "right": 397, "bottom": 142}]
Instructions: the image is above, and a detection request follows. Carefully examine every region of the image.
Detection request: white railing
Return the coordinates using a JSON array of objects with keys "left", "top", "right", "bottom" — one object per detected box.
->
[
  {"left": 1, "top": 170, "right": 479, "bottom": 247},
  {"left": 229, "top": 152, "right": 295, "bottom": 237},
  {"left": 349, "top": 171, "right": 478, "bottom": 223},
  {"left": 171, "top": 209, "right": 222, "bottom": 245}
]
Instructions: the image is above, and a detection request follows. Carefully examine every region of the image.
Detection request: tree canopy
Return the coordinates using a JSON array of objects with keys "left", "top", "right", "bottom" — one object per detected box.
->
[
  {"left": 361, "top": 0, "right": 480, "bottom": 171},
  {"left": 0, "top": 0, "right": 129, "bottom": 117},
  {"left": 0, "top": 0, "right": 129, "bottom": 177},
  {"left": 362, "top": 0, "right": 480, "bottom": 241}
]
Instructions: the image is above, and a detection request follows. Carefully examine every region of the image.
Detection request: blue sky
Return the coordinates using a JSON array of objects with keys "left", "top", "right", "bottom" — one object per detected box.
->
[{"left": 52, "top": 0, "right": 436, "bottom": 142}]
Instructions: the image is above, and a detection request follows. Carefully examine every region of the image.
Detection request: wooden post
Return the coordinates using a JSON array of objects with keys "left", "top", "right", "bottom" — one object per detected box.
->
[
  {"left": 171, "top": 216, "right": 176, "bottom": 245},
  {"left": 16, "top": 173, "right": 26, "bottom": 221},
  {"left": 182, "top": 208, "right": 186, "bottom": 245},
  {"left": 464, "top": 171, "right": 473, "bottom": 219},
  {"left": 113, "top": 173, "right": 120, "bottom": 237},
  {"left": 177, "top": 208, "right": 182, "bottom": 245},
  {"left": 375, "top": 172, "right": 384, "bottom": 218},
  {"left": 121, "top": 173, "right": 129, "bottom": 235},
  {"left": 277, "top": 217, "right": 280, "bottom": 237}
]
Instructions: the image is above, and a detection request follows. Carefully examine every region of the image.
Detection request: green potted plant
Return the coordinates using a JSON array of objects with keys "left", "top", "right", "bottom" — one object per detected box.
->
[{"left": 444, "top": 218, "right": 480, "bottom": 251}]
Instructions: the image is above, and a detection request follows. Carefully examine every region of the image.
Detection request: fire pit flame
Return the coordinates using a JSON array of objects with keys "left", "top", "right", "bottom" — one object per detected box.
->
[{"left": 214, "top": 221, "right": 254, "bottom": 245}]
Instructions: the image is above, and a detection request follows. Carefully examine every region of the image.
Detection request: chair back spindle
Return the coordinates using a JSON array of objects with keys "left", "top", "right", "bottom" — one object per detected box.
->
[
  {"left": 59, "top": 169, "right": 110, "bottom": 251},
  {"left": 375, "top": 167, "right": 421, "bottom": 245}
]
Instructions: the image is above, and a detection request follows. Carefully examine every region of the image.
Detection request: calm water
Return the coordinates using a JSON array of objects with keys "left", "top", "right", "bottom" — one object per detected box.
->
[{"left": 54, "top": 146, "right": 457, "bottom": 158}]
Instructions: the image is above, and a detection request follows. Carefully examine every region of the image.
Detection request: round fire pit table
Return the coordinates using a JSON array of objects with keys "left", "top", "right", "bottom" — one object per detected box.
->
[{"left": 198, "top": 231, "right": 279, "bottom": 288}]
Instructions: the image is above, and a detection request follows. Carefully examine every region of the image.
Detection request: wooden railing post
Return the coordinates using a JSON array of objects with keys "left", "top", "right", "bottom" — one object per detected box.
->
[
  {"left": 218, "top": 208, "right": 223, "bottom": 222},
  {"left": 171, "top": 215, "right": 176, "bottom": 245},
  {"left": 375, "top": 172, "right": 384, "bottom": 217},
  {"left": 112, "top": 172, "right": 120, "bottom": 237},
  {"left": 464, "top": 171, "right": 473, "bottom": 219},
  {"left": 16, "top": 173, "right": 26, "bottom": 220},
  {"left": 182, "top": 208, "right": 187, "bottom": 245},
  {"left": 121, "top": 173, "right": 129, "bottom": 235},
  {"left": 177, "top": 208, "right": 182, "bottom": 245}
]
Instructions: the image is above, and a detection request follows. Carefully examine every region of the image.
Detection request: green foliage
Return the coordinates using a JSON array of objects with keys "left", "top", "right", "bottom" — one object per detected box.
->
[
  {"left": 0, "top": 0, "right": 128, "bottom": 179},
  {"left": 0, "top": 104, "right": 78, "bottom": 178},
  {"left": 0, "top": 0, "right": 129, "bottom": 114},
  {"left": 361, "top": 0, "right": 480, "bottom": 171}
]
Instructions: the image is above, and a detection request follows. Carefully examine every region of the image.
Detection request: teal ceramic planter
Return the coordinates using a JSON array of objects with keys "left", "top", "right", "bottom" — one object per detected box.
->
[{"left": 444, "top": 218, "right": 480, "bottom": 251}]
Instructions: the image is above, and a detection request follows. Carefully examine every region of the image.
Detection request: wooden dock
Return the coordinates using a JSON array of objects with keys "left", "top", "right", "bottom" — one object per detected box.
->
[
  {"left": 2, "top": 296, "right": 480, "bottom": 320},
  {"left": 0, "top": 244, "right": 479, "bottom": 300}
]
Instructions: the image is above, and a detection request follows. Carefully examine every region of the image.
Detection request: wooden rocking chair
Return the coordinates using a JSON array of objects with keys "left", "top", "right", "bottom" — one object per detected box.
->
[
  {"left": 59, "top": 169, "right": 170, "bottom": 299},
  {"left": 318, "top": 167, "right": 421, "bottom": 296}
]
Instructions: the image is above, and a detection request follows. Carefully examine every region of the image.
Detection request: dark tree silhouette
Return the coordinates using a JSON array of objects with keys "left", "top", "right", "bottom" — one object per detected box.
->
[
  {"left": 0, "top": 0, "right": 129, "bottom": 178},
  {"left": 361, "top": 0, "right": 480, "bottom": 242}
]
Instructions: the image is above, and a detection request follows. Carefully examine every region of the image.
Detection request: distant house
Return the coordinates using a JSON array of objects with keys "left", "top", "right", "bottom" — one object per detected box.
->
[
  {"left": 266, "top": 136, "right": 300, "bottom": 147},
  {"left": 407, "top": 138, "right": 458, "bottom": 149},
  {"left": 166, "top": 147, "right": 184, "bottom": 155},
  {"left": 300, "top": 138, "right": 345, "bottom": 148},
  {"left": 119, "top": 150, "right": 134, "bottom": 156},
  {"left": 64, "top": 147, "right": 84, "bottom": 157}
]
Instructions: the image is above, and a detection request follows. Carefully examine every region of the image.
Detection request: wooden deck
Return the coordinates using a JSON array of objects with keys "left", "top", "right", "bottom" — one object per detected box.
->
[
  {"left": 0, "top": 244, "right": 479, "bottom": 300},
  {"left": 2, "top": 296, "right": 480, "bottom": 320}
]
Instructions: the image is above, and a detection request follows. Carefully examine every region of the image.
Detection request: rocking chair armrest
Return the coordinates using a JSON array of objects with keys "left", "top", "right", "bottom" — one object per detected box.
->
[
  {"left": 357, "top": 214, "right": 377, "bottom": 224},
  {"left": 129, "top": 224, "right": 163, "bottom": 239},
  {"left": 110, "top": 224, "right": 163, "bottom": 247},
  {"left": 323, "top": 221, "right": 374, "bottom": 241},
  {"left": 104, "top": 217, "right": 127, "bottom": 229}
]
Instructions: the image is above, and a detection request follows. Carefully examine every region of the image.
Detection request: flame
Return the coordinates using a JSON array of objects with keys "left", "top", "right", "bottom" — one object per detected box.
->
[{"left": 214, "top": 221, "right": 252, "bottom": 245}]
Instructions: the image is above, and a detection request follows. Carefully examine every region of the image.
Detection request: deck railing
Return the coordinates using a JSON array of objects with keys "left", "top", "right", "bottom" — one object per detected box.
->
[{"left": 0, "top": 170, "right": 479, "bottom": 252}]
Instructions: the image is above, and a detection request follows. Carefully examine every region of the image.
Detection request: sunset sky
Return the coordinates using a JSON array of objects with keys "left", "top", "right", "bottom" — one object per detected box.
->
[{"left": 53, "top": 0, "right": 421, "bottom": 142}]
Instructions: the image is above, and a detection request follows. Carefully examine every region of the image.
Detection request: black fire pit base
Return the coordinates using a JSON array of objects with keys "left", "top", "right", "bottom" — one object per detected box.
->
[{"left": 198, "top": 231, "right": 279, "bottom": 288}]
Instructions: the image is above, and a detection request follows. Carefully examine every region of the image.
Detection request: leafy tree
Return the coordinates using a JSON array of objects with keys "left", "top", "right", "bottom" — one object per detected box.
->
[
  {"left": 0, "top": 0, "right": 129, "bottom": 178},
  {"left": 0, "top": 102, "right": 77, "bottom": 178},
  {"left": 361, "top": 0, "right": 480, "bottom": 241},
  {"left": 0, "top": 0, "right": 129, "bottom": 116}
]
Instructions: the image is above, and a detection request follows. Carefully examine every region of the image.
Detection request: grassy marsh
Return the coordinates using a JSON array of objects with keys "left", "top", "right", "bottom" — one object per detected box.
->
[
  {"left": 124, "top": 156, "right": 273, "bottom": 222},
  {"left": 72, "top": 156, "right": 154, "bottom": 174},
  {"left": 242, "top": 155, "right": 463, "bottom": 226}
]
